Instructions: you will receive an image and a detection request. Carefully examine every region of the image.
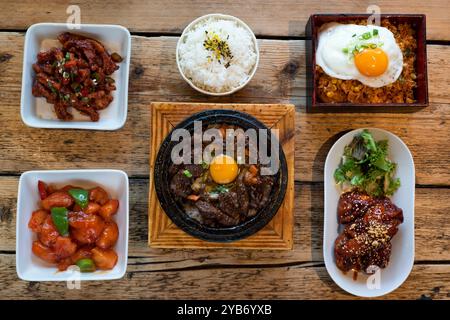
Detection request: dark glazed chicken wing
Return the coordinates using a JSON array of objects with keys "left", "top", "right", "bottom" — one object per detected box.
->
[
  {"left": 337, "top": 190, "right": 374, "bottom": 224},
  {"left": 334, "top": 190, "right": 403, "bottom": 273}
]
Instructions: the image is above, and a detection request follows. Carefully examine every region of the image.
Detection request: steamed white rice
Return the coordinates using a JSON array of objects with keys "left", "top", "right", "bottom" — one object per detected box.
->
[{"left": 178, "top": 17, "right": 257, "bottom": 93}]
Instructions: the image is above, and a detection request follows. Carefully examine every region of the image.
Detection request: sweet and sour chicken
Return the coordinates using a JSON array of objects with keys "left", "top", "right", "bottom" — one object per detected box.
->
[{"left": 28, "top": 181, "right": 119, "bottom": 272}]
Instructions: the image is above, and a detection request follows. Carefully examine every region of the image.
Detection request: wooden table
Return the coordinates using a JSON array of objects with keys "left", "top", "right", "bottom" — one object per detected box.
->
[{"left": 0, "top": 0, "right": 449, "bottom": 300}]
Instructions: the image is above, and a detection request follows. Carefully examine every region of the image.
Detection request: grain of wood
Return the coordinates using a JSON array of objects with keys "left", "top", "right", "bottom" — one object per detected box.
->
[
  {"left": 0, "top": 0, "right": 449, "bottom": 40},
  {"left": 0, "top": 253, "right": 448, "bottom": 299},
  {"left": 0, "top": 33, "right": 448, "bottom": 184},
  {"left": 1, "top": 177, "right": 449, "bottom": 263}
]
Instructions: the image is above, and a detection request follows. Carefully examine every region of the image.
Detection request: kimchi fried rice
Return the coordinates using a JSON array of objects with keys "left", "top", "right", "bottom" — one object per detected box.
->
[{"left": 316, "top": 19, "right": 417, "bottom": 104}]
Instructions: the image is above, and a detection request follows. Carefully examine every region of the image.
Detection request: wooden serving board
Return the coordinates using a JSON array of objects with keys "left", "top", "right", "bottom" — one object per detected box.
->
[{"left": 148, "top": 102, "right": 295, "bottom": 249}]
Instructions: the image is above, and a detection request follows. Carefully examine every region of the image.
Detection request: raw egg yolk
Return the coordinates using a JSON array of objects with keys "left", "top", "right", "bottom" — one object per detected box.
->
[
  {"left": 209, "top": 154, "right": 239, "bottom": 184},
  {"left": 354, "top": 48, "right": 389, "bottom": 77}
]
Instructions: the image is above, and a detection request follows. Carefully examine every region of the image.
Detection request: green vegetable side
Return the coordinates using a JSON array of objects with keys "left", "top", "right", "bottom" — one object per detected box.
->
[{"left": 334, "top": 129, "right": 400, "bottom": 197}]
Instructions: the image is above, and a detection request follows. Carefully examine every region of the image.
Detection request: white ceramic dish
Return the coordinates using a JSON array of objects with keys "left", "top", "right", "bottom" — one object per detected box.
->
[
  {"left": 323, "top": 128, "right": 415, "bottom": 297},
  {"left": 16, "top": 169, "right": 129, "bottom": 281},
  {"left": 21, "top": 23, "right": 131, "bottom": 130},
  {"left": 176, "top": 13, "right": 259, "bottom": 96}
]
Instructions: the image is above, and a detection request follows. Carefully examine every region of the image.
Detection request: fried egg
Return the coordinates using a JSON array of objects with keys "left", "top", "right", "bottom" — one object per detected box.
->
[
  {"left": 209, "top": 154, "right": 239, "bottom": 184},
  {"left": 316, "top": 23, "right": 403, "bottom": 88}
]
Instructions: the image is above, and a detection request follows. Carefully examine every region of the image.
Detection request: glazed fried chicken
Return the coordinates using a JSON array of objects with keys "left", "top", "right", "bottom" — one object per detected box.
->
[{"left": 334, "top": 190, "right": 403, "bottom": 273}]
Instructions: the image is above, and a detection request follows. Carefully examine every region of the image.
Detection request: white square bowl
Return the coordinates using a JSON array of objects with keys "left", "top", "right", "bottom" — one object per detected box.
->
[
  {"left": 16, "top": 169, "right": 129, "bottom": 281},
  {"left": 21, "top": 23, "right": 131, "bottom": 130}
]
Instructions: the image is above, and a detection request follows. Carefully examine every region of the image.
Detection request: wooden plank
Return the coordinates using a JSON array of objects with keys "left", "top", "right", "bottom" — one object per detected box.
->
[
  {"left": 148, "top": 102, "right": 295, "bottom": 249},
  {"left": 1, "top": 177, "right": 449, "bottom": 263},
  {"left": 0, "top": 253, "right": 448, "bottom": 299},
  {"left": 0, "top": 1, "right": 449, "bottom": 40},
  {"left": 0, "top": 33, "right": 449, "bottom": 184}
]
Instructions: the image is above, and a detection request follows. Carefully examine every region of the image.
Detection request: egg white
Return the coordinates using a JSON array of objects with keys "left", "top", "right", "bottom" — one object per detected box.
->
[{"left": 316, "top": 23, "right": 403, "bottom": 88}]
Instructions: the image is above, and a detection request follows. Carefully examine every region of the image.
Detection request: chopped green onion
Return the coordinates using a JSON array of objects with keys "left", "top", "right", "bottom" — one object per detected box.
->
[
  {"left": 92, "top": 72, "right": 100, "bottom": 82},
  {"left": 369, "top": 43, "right": 378, "bottom": 49},
  {"left": 201, "top": 161, "right": 209, "bottom": 169},
  {"left": 63, "top": 71, "right": 70, "bottom": 79},
  {"left": 183, "top": 170, "right": 192, "bottom": 178},
  {"left": 47, "top": 80, "right": 57, "bottom": 94},
  {"left": 373, "top": 29, "right": 379, "bottom": 36},
  {"left": 65, "top": 52, "right": 70, "bottom": 60},
  {"left": 212, "top": 185, "right": 229, "bottom": 194},
  {"left": 71, "top": 82, "right": 81, "bottom": 92},
  {"left": 404, "top": 47, "right": 412, "bottom": 57},
  {"left": 362, "top": 32, "right": 372, "bottom": 40},
  {"left": 342, "top": 48, "right": 349, "bottom": 54}
]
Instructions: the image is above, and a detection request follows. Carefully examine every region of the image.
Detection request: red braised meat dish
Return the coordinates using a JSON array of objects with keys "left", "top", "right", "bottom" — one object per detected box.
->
[
  {"left": 29, "top": 181, "right": 120, "bottom": 272},
  {"left": 334, "top": 190, "right": 403, "bottom": 273},
  {"left": 32, "top": 32, "right": 123, "bottom": 121},
  {"left": 169, "top": 124, "right": 276, "bottom": 228}
]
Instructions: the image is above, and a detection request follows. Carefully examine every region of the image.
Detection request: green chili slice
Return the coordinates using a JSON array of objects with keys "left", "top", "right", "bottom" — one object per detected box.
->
[
  {"left": 51, "top": 207, "right": 69, "bottom": 236},
  {"left": 360, "top": 31, "right": 372, "bottom": 40},
  {"left": 76, "top": 258, "right": 96, "bottom": 272},
  {"left": 68, "top": 188, "right": 89, "bottom": 209}
]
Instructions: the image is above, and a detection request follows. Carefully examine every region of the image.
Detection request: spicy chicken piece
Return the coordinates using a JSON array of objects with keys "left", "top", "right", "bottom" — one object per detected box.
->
[
  {"left": 41, "top": 191, "right": 74, "bottom": 210},
  {"left": 53, "top": 236, "right": 77, "bottom": 260},
  {"left": 98, "top": 199, "right": 119, "bottom": 221},
  {"left": 91, "top": 247, "right": 118, "bottom": 270},
  {"left": 54, "top": 101, "right": 74, "bottom": 120},
  {"left": 69, "top": 211, "right": 105, "bottom": 245},
  {"left": 89, "top": 186, "right": 109, "bottom": 205},
  {"left": 58, "top": 32, "right": 119, "bottom": 75},
  {"left": 32, "top": 80, "right": 57, "bottom": 104},
  {"left": 38, "top": 215, "right": 60, "bottom": 247},
  {"left": 96, "top": 221, "right": 119, "bottom": 249},
  {"left": 57, "top": 257, "right": 74, "bottom": 271},
  {"left": 74, "top": 201, "right": 101, "bottom": 215},
  {"left": 28, "top": 209, "right": 49, "bottom": 233},
  {"left": 70, "top": 247, "right": 93, "bottom": 263},
  {"left": 32, "top": 241, "right": 58, "bottom": 264}
]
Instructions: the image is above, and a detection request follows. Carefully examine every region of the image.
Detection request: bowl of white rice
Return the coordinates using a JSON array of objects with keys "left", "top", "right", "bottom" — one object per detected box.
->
[{"left": 176, "top": 14, "right": 259, "bottom": 96}]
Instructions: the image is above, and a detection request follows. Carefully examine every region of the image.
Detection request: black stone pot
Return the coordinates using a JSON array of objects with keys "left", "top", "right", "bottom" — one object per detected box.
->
[{"left": 154, "top": 109, "right": 288, "bottom": 242}]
